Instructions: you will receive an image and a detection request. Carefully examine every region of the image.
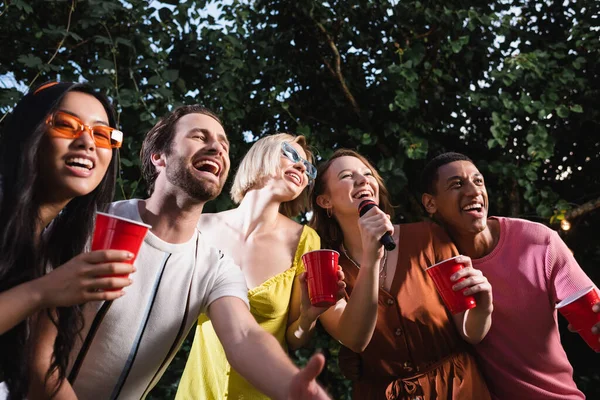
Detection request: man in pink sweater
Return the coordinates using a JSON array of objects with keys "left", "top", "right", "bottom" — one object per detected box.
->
[{"left": 420, "top": 152, "right": 597, "bottom": 400}]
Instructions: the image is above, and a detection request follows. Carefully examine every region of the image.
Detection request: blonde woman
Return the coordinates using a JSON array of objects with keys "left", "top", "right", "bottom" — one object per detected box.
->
[{"left": 176, "top": 134, "right": 383, "bottom": 399}]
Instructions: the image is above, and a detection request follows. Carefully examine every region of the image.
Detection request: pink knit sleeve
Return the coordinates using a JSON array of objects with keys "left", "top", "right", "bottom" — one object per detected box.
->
[{"left": 546, "top": 230, "right": 595, "bottom": 304}]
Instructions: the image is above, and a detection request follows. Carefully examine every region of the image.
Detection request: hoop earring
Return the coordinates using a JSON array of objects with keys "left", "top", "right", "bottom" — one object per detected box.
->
[{"left": 326, "top": 207, "right": 333, "bottom": 218}]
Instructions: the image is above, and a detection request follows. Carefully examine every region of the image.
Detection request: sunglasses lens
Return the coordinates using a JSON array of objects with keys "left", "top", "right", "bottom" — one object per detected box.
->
[
  {"left": 47, "top": 111, "right": 122, "bottom": 149},
  {"left": 303, "top": 162, "right": 316, "bottom": 180},
  {"left": 91, "top": 126, "right": 115, "bottom": 149},
  {"left": 52, "top": 112, "right": 80, "bottom": 136},
  {"left": 282, "top": 142, "right": 316, "bottom": 180},
  {"left": 284, "top": 144, "right": 298, "bottom": 161}
]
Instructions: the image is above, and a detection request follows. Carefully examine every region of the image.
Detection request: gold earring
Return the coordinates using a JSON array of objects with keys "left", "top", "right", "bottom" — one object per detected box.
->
[{"left": 326, "top": 207, "right": 333, "bottom": 218}]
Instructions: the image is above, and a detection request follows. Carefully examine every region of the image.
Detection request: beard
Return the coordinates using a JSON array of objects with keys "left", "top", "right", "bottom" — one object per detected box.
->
[{"left": 166, "top": 155, "right": 222, "bottom": 202}]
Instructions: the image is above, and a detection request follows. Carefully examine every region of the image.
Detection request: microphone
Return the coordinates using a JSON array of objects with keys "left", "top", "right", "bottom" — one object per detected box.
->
[{"left": 358, "top": 200, "right": 396, "bottom": 251}]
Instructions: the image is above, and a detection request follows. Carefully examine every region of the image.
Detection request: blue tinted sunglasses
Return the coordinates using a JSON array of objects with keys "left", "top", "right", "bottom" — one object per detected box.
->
[{"left": 281, "top": 142, "right": 317, "bottom": 181}]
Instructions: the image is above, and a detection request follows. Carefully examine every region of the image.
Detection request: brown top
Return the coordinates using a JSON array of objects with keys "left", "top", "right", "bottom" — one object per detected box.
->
[{"left": 338, "top": 221, "right": 491, "bottom": 399}]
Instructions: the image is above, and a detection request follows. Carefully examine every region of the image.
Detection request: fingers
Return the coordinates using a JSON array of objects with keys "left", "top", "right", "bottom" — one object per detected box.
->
[
  {"left": 298, "top": 272, "right": 312, "bottom": 307},
  {"left": 592, "top": 323, "right": 600, "bottom": 335},
  {"left": 452, "top": 255, "right": 473, "bottom": 268},
  {"left": 359, "top": 208, "right": 394, "bottom": 243},
  {"left": 81, "top": 249, "right": 135, "bottom": 264},
  {"left": 452, "top": 274, "right": 490, "bottom": 294},
  {"left": 450, "top": 265, "right": 479, "bottom": 282},
  {"left": 88, "top": 289, "right": 126, "bottom": 302},
  {"left": 88, "top": 276, "right": 133, "bottom": 291},
  {"left": 85, "top": 262, "right": 136, "bottom": 277},
  {"left": 301, "top": 353, "right": 326, "bottom": 382},
  {"left": 593, "top": 303, "right": 600, "bottom": 313}
]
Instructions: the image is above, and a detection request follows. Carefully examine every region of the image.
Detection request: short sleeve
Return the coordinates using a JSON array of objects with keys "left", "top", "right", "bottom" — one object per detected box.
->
[
  {"left": 293, "top": 225, "right": 321, "bottom": 276},
  {"left": 205, "top": 249, "right": 250, "bottom": 309},
  {"left": 546, "top": 231, "right": 595, "bottom": 304}
]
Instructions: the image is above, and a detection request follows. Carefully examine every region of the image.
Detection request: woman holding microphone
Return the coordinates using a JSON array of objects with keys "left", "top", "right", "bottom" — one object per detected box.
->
[{"left": 310, "top": 149, "right": 493, "bottom": 399}]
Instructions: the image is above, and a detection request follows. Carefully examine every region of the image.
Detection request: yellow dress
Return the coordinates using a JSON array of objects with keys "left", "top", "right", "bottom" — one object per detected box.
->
[{"left": 175, "top": 225, "right": 320, "bottom": 400}]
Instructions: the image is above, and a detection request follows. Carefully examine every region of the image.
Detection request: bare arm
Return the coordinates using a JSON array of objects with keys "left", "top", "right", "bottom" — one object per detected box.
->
[
  {"left": 318, "top": 208, "right": 394, "bottom": 353},
  {"left": 209, "top": 296, "right": 330, "bottom": 400},
  {"left": 318, "top": 252, "right": 379, "bottom": 352},
  {"left": 0, "top": 250, "right": 134, "bottom": 335},
  {"left": 0, "top": 279, "right": 46, "bottom": 335},
  {"left": 450, "top": 256, "right": 493, "bottom": 344},
  {"left": 286, "top": 273, "right": 320, "bottom": 350},
  {"left": 286, "top": 269, "right": 346, "bottom": 350},
  {"left": 28, "top": 311, "right": 78, "bottom": 400}
]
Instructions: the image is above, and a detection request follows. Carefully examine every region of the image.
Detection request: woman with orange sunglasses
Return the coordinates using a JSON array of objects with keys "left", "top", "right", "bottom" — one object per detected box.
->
[{"left": 0, "top": 82, "right": 134, "bottom": 399}]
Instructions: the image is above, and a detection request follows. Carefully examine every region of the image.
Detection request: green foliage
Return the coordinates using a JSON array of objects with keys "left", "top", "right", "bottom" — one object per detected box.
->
[{"left": 1, "top": 0, "right": 599, "bottom": 397}]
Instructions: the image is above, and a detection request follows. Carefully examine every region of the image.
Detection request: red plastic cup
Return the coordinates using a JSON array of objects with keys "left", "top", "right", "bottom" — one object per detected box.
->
[
  {"left": 556, "top": 286, "right": 600, "bottom": 352},
  {"left": 302, "top": 250, "right": 339, "bottom": 307},
  {"left": 91, "top": 212, "right": 151, "bottom": 285},
  {"left": 426, "top": 256, "right": 477, "bottom": 315}
]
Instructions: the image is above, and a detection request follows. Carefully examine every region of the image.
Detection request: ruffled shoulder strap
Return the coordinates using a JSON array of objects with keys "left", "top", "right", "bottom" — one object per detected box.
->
[{"left": 292, "top": 225, "right": 321, "bottom": 276}]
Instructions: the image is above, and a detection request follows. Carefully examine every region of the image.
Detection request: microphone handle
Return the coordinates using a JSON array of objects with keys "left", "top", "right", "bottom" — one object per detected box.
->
[
  {"left": 358, "top": 200, "right": 396, "bottom": 251},
  {"left": 380, "top": 233, "right": 396, "bottom": 251}
]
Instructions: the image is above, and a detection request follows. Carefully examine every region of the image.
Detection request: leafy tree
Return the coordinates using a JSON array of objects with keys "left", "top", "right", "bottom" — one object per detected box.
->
[{"left": 1, "top": 0, "right": 598, "bottom": 398}]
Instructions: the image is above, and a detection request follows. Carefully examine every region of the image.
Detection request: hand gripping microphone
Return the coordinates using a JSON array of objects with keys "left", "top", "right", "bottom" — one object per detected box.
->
[{"left": 358, "top": 200, "right": 396, "bottom": 251}]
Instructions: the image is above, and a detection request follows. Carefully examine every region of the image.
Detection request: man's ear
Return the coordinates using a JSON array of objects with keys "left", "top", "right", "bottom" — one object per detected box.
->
[
  {"left": 316, "top": 194, "right": 331, "bottom": 210},
  {"left": 421, "top": 193, "right": 437, "bottom": 215},
  {"left": 151, "top": 153, "right": 166, "bottom": 169}
]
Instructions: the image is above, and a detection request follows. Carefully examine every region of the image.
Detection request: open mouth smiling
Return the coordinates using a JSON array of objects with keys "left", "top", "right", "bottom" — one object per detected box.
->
[
  {"left": 285, "top": 170, "right": 303, "bottom": 186},
  {"left": 193, "top": 159, "right": 221, "bottom": 177},
  {"left": 352, "top": 189, "right": 373, "bottom": 200},
  {"left": 66, "top": 157, "right": 94, "bottom": 171},
  {"left": 462, "top": 202, "right": 483, "bottom": 213}
]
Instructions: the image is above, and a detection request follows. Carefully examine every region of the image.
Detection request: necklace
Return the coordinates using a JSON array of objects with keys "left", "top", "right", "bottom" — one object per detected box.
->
[{"left": 341, "top": 244, "right": 388, "bottom": 288}]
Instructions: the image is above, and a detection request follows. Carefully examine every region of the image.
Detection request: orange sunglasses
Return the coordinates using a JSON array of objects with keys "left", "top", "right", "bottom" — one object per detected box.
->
[{"left": 46, "top": 111, "right": 123, "bottom": 149}]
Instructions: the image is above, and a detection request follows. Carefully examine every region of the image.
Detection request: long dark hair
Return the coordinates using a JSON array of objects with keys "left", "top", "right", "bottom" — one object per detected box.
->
[
  {"left": 0, "top": 82, "right": 118, "bottom": 399},
  {"left": 310, "top": 149, "right": 394, "bottom": 250}
]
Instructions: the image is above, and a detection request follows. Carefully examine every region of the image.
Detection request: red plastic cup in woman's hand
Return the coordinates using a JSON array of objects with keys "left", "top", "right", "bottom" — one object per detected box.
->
[
  {"left": 556, "top": 286, "right": 600, "bottom": 352},
  {"left": 426, "top": 256, "right": 477, "bottom": 315},
  {"left": 91, "top": 212, "right": 151, "bottom": 287},
  {"left": 302, "top": 250, "right": 339, "bottom": 307}
]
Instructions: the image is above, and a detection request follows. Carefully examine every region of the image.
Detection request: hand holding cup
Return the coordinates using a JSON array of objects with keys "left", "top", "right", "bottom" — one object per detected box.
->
[
  {"left": 91, "top": 212, "right": 150, "bottom": 289},
  {"left": 449, "top": 255, "right": 493, "bottom": 312},
  {"left": 557, "top": 286, "right": 600, "bottom": 352},
  {"left": 301, "top": 250, "right": 341, "bottom": 308},
  {"left": 426, "top": 255, "right": 482, "bottom": 315},
  {"left": 299, "top": 266, "right": 346, "bottom": 321}
]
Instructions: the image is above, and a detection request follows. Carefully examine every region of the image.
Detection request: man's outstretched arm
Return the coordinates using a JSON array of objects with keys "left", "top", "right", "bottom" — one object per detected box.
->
[{"left": 208, "top": 296, "right": 331, "bottom": 400}]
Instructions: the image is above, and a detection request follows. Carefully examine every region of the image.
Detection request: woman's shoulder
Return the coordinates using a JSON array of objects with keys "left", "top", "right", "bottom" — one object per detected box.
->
[
  {"left": 292, "top": 223, "right": 320, "bottom": 253},
  {"left": 299, "top": 224, "right": 320, "bottom": 245}
]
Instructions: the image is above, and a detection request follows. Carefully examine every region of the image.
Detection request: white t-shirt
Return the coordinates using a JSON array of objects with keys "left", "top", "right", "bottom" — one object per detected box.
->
[{"left": 68, "top": 199, "right": 249, "bottom": 400}]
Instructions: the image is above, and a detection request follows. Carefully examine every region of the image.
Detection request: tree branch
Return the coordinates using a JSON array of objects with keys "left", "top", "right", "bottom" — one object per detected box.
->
[
  {"left": 101, "top": 23, "right": 122, "bottom": 126},
  {"left": 29, "top": 0, "right": 75, "bottom": 89},
  {"left": 312, "top": 18, "right": 361, "bottom": 117},
  {"left": 0, "top": 0, "right": 75, "bottom": 125},
  {"left": 566, "top": 197, "right": 600, "bottom": 220}
]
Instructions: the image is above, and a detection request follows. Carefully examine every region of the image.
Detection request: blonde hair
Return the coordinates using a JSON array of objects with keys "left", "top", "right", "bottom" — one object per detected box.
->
[{"left": 230, "top": 133, "right": 314, "bottom": 217}]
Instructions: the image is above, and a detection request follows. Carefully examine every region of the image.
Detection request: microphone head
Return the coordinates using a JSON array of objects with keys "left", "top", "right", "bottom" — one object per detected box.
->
[{"left": 358, "top": 199, "right": 377, "bottom": 217}]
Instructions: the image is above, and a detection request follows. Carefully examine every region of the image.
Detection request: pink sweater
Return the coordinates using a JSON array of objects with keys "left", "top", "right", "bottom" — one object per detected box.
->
[{"left": 472, "top": 217, "right": 592, "bottom": 400}]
